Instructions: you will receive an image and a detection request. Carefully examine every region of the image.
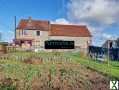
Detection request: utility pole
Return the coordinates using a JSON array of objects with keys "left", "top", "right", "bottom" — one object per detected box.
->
[{"left": 14, "top": 16, "right": 16, "bottom": 39}]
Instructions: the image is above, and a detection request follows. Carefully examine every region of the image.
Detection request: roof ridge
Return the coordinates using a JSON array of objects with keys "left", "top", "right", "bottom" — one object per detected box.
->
[
  {"left": 51, "top": 24, "right": 87, "bottom": 27},
  {"left": 20, "top": 19, "right": 49, "bottom": 22}
]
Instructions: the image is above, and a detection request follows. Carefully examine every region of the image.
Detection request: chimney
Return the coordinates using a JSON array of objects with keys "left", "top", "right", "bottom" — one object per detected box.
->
[{"left": 28, "top": 16, "right": 32, "bottom": 22}]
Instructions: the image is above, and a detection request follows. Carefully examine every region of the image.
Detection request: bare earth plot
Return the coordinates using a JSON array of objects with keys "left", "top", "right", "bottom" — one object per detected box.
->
[{"left": 0, "top": 52, "right": 110, "bottom": 90}]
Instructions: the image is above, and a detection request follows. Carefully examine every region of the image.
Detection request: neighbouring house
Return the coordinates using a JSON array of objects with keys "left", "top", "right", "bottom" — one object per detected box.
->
[{"left": 14, "top": 17, "right": 92, "bottom": 53}]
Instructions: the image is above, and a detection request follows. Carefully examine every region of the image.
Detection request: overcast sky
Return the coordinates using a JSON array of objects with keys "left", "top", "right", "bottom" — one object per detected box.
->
[{"left": 0, "top": 0, "right": 119, "bottom": 46}]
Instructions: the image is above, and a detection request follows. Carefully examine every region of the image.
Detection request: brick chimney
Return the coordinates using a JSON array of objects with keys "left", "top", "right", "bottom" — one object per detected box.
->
[{"left": 28, "top": 16, "right": 32, "bottom": 22}]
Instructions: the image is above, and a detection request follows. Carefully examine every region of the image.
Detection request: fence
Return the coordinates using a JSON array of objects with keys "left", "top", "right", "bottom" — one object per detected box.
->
[
  {"left": 6, "top": 46, "right": 17, "bottom": 53},
  {"left": 6, "top": 46, "right": 31, "bottom": 53}
]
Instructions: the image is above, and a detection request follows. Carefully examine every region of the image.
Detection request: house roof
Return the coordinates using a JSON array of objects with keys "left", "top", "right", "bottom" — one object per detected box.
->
[
  {"left": 17, "top": 19, "right": 49, "bottom": 31},
  {"left": 49, "top": 24, "right": 92, "bottom": 37},
  {"left": 17, "top": 18, "right": 91, "bottom": 37}
]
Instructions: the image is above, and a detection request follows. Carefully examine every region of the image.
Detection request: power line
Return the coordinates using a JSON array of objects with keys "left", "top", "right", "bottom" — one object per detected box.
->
[{"left": 14, "top": 16, "right": 16, "bottom": 39}]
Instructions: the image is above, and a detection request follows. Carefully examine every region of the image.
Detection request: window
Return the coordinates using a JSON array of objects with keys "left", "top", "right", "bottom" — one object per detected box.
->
[
  {"left": 24, "top": 30, "right": 29, "bottom": 35},
  {"left": 36, "top": 31, "right": 40, "bottom": 36}
]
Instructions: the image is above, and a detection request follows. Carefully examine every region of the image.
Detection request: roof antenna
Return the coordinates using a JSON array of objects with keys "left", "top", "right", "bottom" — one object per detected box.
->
[{"left": 28, "top": 16, "right": 32, "bottom": 22}]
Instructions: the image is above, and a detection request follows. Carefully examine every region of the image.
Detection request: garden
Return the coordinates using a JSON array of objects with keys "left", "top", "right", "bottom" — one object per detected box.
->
[{"left": 0, "top": 51, "right": 118, "bottom": 90}]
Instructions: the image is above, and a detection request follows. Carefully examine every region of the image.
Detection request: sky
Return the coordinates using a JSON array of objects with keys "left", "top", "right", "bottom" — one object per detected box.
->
[{"left": 0, "top": 0, "right": 119, "bottom": 46}]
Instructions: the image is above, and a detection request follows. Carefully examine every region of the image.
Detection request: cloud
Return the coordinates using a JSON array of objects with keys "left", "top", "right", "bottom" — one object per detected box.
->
[
  {"left": 51, "top": 18, "right": 71, "bottom": 24},
  {"left": 67, "top": 0, "right": 119, "bottom": 25},
  {"left": 102, "top": 33, "right": 112, "bottom": 39},
  {"left": 66, "top": 0, "right": 119, "bottom": 46}
]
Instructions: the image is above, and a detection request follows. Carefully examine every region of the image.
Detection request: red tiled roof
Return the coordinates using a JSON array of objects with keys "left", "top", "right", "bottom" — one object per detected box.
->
[
  {"left": 49, "top": 24, "right": 92, "bottom": 37},
  {"left": 17, "top": 19, "right": 49, "bottom": 31},
  {"left": 17, "top": 18, "right": 91, "bottom": 37}
]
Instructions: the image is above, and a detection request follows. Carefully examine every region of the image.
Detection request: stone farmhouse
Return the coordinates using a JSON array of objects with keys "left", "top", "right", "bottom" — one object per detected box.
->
[{"left": 14, "top": 17, "right": 92, "bottom": 52}]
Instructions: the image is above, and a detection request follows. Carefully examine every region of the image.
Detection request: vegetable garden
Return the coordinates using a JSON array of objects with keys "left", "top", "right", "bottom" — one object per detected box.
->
[{"left": 0, "top": 51, "right": 118, "bottom": 90}]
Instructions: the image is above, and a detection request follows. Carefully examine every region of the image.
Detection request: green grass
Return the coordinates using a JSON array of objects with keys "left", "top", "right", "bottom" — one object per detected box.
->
[{"left": 67, "top": 52, "right": 119, "bottom": 80}]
